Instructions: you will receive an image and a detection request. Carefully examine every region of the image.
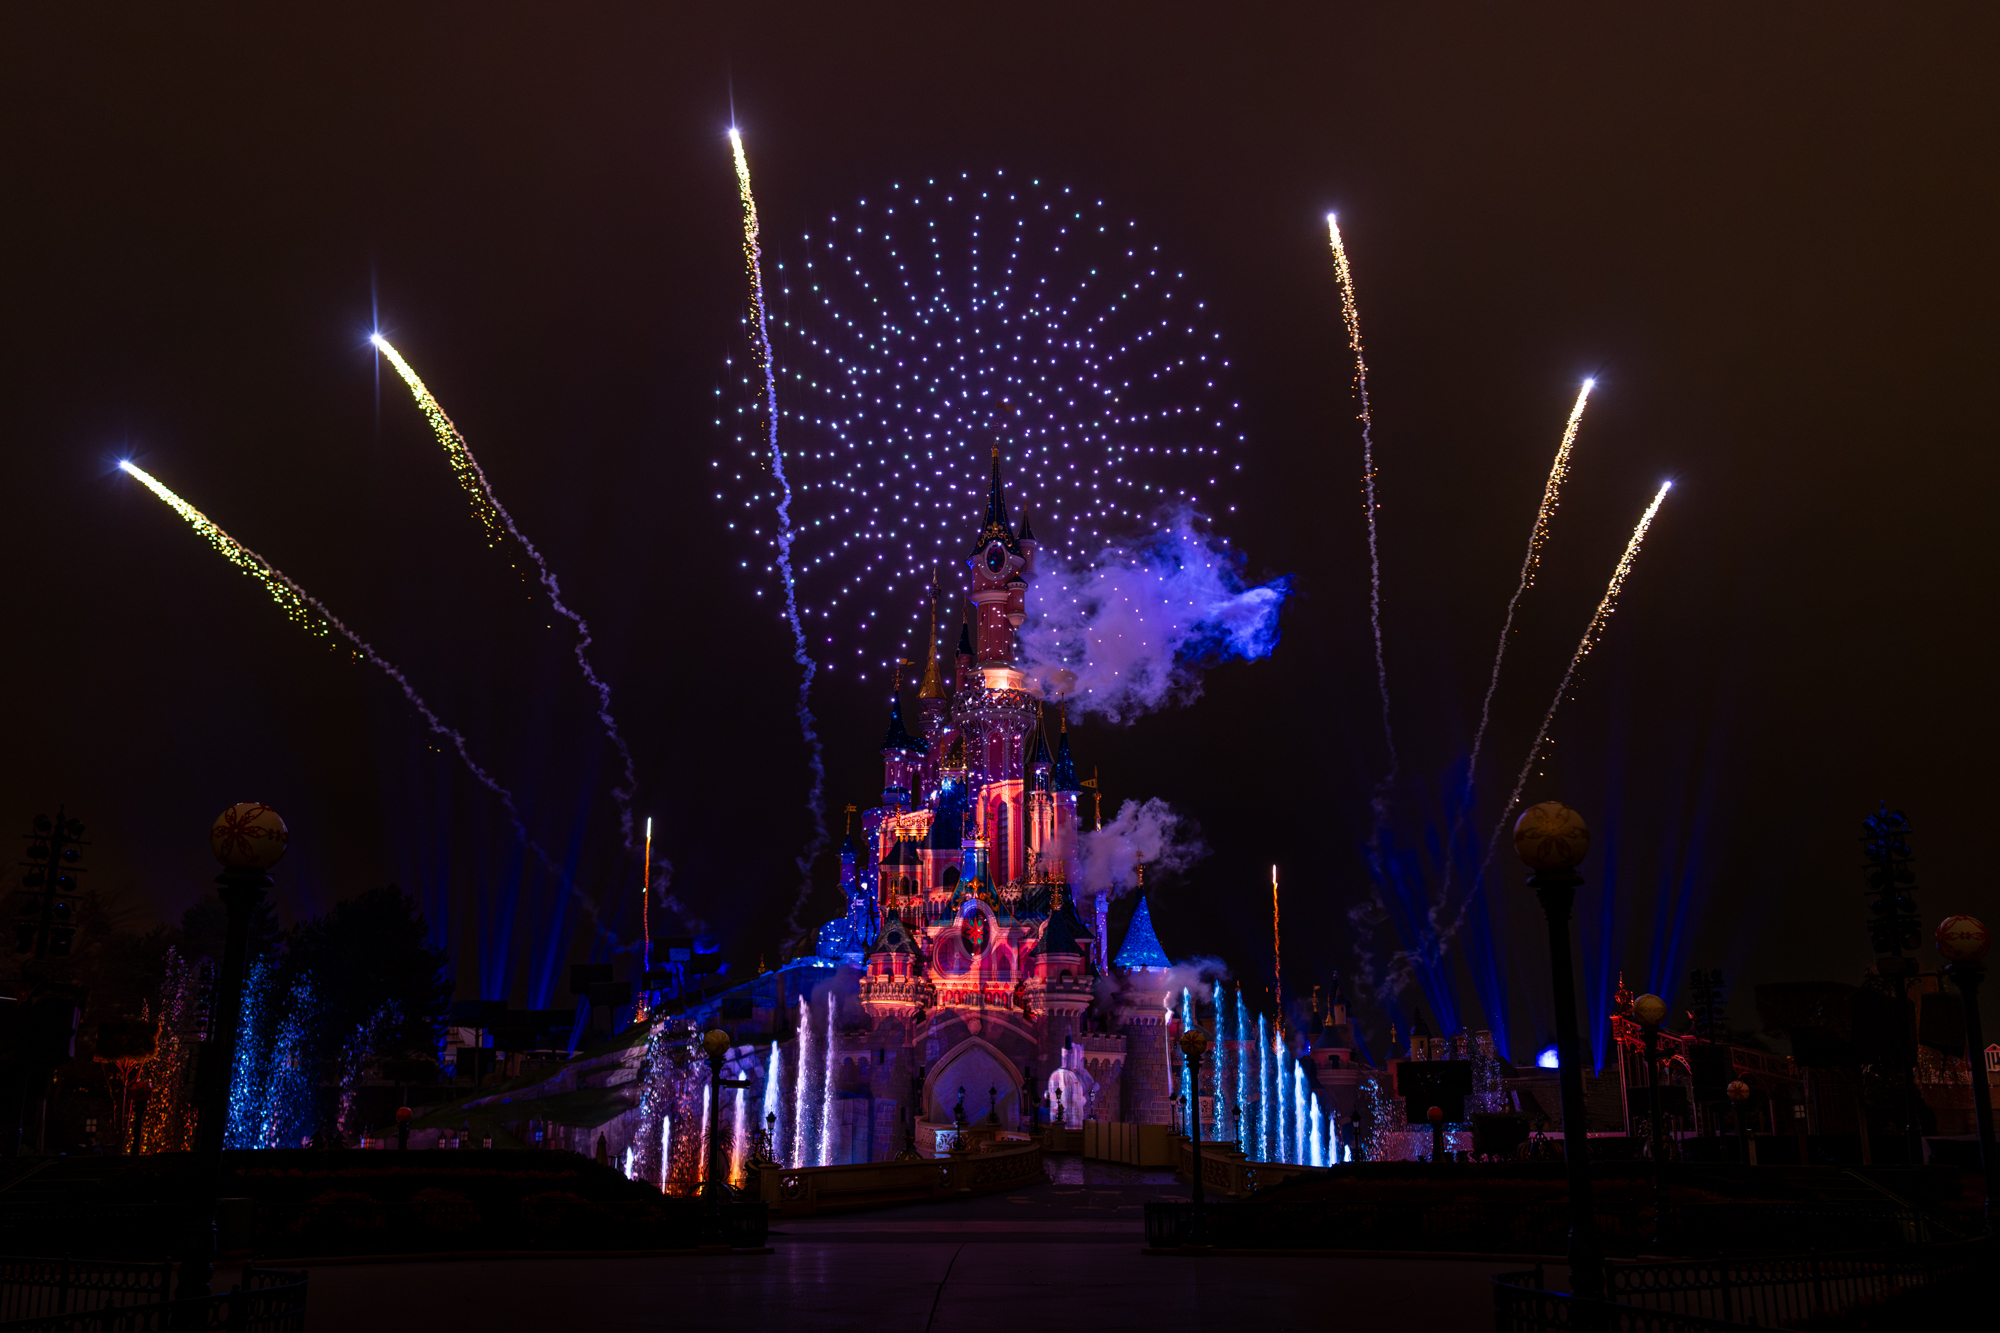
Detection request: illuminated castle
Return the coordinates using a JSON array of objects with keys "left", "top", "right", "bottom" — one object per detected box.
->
[{"left": 824, "top": 450, "right": 1178, "bottom": 1152}]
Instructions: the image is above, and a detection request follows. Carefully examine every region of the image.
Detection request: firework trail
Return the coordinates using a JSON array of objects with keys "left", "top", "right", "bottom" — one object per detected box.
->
[
  {"left": 1434, "top": 380, "right": 1595, "bottom": 910},
  {"left": 370, "top": 335, "right": 642, "bottom": 857},
  {"left": 1438, "top": 480, "right": 1674, "bottom": 947},
  {"left": 1329, "top": 214, "right": 1404, "bottom": 1005},
  {"left": 1327, "top": 215, "right": 1397, "bottom": 813},
  {"left": 729, "top": 127, "right": 828, "bottom": 941},
  {"left": 117, "top": 460, "right": 621, "bottom": 941}
]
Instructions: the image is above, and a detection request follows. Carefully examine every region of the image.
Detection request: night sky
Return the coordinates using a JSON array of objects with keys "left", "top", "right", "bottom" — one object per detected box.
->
[{"left": 4, "top": 7, "right": 1994, "bottom": 1056}]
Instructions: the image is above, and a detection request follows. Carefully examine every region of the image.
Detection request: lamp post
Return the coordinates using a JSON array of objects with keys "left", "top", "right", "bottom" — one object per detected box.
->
[
  {"left": 1178, "top": 1026, "right": 1211, "bottom": 1246},
  {"left": 1632, "top": 992, "right": 1669, "bottom": 1239},
  {"left": 184, "top": 802, "right": 288, "bottom": 1304},
  {"left": 1936, "top": 915, "right": 1994, "bottom": 1232},
  {"left": 1514, "top": 801, "right": 1604, "bottom": 1304},
  {"left": 700, "top": 1027, "right": 739, "bottom": 1205},
  {"left": 1726, "top": 1080, "right": 1754, "bottom": 1165}
]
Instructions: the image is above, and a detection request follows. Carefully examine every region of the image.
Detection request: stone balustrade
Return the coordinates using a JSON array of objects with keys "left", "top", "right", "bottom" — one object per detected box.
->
[{"left": 754, "top": 1140, "right": 1044, "bottom": 1217}]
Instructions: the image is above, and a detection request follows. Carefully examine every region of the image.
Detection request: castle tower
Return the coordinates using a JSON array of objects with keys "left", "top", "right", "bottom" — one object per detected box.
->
[
  {"left": 967, "top": 447, "right": 1027, "bottom": 677},
  {"left": 1112, "top": 893, "right": 1176, "bottom": 1124}
]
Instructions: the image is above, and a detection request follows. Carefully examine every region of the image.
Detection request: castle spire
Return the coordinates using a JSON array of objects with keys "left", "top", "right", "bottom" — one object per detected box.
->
[
  {"left": 918, "top": 570, "right": 944, "bottom": 700},
  {"left": 981, "top": 443, "right": 1013, "bottom": 542}
]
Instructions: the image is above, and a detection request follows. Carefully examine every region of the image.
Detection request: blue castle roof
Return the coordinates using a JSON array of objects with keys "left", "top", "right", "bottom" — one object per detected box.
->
[{"left": 1112, "top": 895, "right": 1171, "bottom": 969}]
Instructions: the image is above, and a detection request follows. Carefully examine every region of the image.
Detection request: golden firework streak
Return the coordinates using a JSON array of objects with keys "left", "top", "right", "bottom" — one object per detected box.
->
[
  {"left": 117, "top": 460, "right": 565, "bottom": 880},
  {"left": 1476, "top": 481, "right": 1675, "bottom": 884}
]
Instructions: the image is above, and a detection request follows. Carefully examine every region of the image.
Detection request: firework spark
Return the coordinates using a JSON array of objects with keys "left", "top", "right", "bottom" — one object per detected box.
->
[
  {"left": 730, "top": 126, "right": 829, "bottom": 940},
  {"left": 370, "top": 333, "right": 641, "bottom": 855},
  {"left": 1439, "top": 380, "right": 1595, "bottom": 903},
  {"left": 1477, "top": 480, "right": 1675, "bottom": 881},
  {"left": 116, "top": 460, "right": 567, "bottom": 884},
  {"left": 1327, "top": 215, "right": 1397, "bottom": 804}
]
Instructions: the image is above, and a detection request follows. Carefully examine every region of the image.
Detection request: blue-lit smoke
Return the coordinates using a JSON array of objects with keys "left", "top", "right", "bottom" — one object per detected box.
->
[{"left": 1019, "top": 509, "right": 1288, "bottom": 723}]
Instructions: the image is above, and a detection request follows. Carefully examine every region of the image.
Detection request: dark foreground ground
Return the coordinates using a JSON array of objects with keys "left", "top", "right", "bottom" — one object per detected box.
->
[{"left": 294, "top": 1158, "right": 1533, "bottom": 1331}]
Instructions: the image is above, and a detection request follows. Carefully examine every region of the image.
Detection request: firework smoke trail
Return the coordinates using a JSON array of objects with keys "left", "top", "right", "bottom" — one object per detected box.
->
[
  {"left": 1329, "top": 214, "right": 1403, "bottom": 1005},
  {"left": 1438, "top": 480, "right": 1675, "bottom": 947},
  {"left": 370, "top": 336, "right": 642, "bottom": 857},
  {"left": 1327, "top": 216, "right": 1397, "bottom": 812},
  {"left": 730, "top": 126, "right": 828, "bottom": 939},
  {"left": 1434, "top": 381, "right": 1596, "bottom": 913},
  {"left": 118, "top": 460, "right": 622, "bottom": 942}
]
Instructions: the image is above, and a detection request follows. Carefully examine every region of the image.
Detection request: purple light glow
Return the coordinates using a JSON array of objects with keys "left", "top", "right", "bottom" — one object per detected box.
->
[{"left": 718, "top": 171, "right": 1249, "bottom": 680}]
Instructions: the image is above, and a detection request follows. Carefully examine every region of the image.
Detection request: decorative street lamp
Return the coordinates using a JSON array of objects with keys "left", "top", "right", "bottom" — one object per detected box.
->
[
  {"left": 700, "top": 1028, "right": 741, "bottom": 1204},
  {"left": 1514, "top": 801, "right": 1604, "bottom": 1304},
  {"left": 1178, "top": 1026, "right": 1212, "bottom": 1246},
  {"left": 1726, "top": 1080, "right": 1753, "bottom": 1165},
  {"left": 1936, "top": 915, "right": 1994, "bottom": 1232},
  {"left": 183, "top": 802, "right": 287, "bottom": 1304},
  {"left": 1632, "top": 992, "right": 1669, "bottom": 1237}
]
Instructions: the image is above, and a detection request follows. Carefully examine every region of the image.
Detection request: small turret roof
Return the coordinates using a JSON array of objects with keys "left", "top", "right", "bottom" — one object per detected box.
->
[
  {"left": 881, "top": 837, "right": 921, "bottom": 867},
  {"left": 1112, "top": 895, "right": 1171, "bottom": 970},
  {"left": 839, "top": 834, "right": 857, "bottom": 859},
  {"left": 1034, "top": 908, "right": 1087, "bottom": 959},
  {"left": 867, "top": 916, "right": 922, "bottom": 958},
  {"left": 880, "top": 693, "right": 927, "bottom": 756},
  {"left": 1052, "top": 724, "right": 1081, "bottom": 792},
  {"left": 956, "top": 620, "right": 973, "bottom": 658}
]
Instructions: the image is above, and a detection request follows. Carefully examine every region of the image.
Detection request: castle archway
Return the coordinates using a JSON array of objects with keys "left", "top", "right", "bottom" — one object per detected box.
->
[{"left": 923, "top": 1037, "right": 1022, "bottom": 1126}]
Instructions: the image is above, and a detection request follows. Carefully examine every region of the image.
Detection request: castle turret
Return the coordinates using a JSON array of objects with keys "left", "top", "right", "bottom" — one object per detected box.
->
[{"left": 880, "top": 691, "right": 926, "bottom": 811}]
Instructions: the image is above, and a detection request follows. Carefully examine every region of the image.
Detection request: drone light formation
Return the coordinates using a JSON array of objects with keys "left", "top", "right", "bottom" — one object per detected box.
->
[
  {"left": 1326, "top": 214, "right": 1397, "bottom": 804},
  {"left": 718, "top": 168, "right": 1247, "bottom": 682},
  {"left": 731, "top": 127, "right": 830, "bottom": 936},
  {"left": 372, "top": 333, "right": 642, "bottom": 854},
  {"left": 116, "top": 460, "right": 568, "bottom": 888}
]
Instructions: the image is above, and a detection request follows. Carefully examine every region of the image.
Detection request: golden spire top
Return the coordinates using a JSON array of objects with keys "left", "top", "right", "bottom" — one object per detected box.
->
[{"left": 918, "top": 570, "right": 944, "bottom": 699}]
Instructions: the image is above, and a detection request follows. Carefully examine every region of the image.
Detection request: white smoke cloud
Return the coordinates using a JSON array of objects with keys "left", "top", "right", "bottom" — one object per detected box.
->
[
  {"left": 1077, "top": 797, "right": 1207, "bottom": 899},
  {"left": 1020, "top": 509, "right": 1289, "bottom": 723}
]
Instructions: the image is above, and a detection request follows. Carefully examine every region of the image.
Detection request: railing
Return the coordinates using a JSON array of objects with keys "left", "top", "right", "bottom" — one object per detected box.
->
[
  {"left": 0, "top": 1265, "right": 306, "bottom": 1333},
  {"left": 1144, "top": 1198, "right": 1933, "bottom": 1257},
  {"left": 1492, "top": 1239, "right": 1989, "bottom": 1331},
  {"left": 0, "top": 1197, "right": 767, "bottom": 1260},
  {"left": 0, "top": 1260, "right": 173, "bottom": 1321},
  {"left": 757, "top": 1141, "right": 1043, "bottom": 1217},
  {"left": 252, "top": 1197, "right": 767, "bottom": 1255}
]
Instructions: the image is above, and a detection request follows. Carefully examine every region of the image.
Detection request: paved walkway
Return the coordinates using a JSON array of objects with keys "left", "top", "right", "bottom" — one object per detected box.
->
[{"left": 300, "top": 1159, "right": 1524, "bottom": 1331}]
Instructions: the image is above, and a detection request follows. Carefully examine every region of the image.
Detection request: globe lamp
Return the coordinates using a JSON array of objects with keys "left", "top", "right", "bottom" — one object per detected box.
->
[
  {"left": 1632, "top": 994, "right": 1668, "bottom": 1029},
  {"left": 1513, "top": 802, "right": 1589, "bottom": 871},
  {"left": 210, "top": 803, "right": 288, "bottom": 870},
  {"left": 1936, "top": 915, "right": 1991, "bottom": 964}
]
